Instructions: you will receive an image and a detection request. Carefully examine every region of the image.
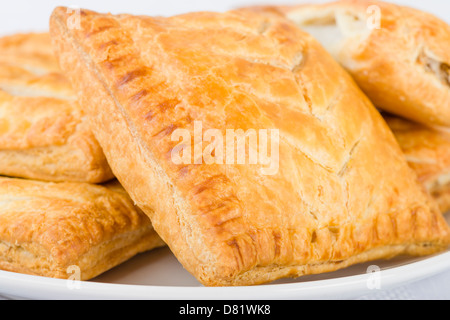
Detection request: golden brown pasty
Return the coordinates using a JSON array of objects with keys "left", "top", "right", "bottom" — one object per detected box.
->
[
  {"left": 385, "top": 114, "right": 450, "bottom": 213},
  {"left": 50, "top": 7, "right": 450, "bottom": 286},
  {"left": 0, "top": 33, "right": 114, "bottom": 183},
  {"left": 267, "top": 0, "right": 450, "bottom": 127},
  {"left": 0, "top": 177, "right": 165, "bottom": 280}
]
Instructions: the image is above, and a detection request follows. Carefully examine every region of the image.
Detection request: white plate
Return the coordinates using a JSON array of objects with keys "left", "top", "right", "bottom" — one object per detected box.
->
[{"left": 0, "top": 214, "right": 449, "bottom": 300}]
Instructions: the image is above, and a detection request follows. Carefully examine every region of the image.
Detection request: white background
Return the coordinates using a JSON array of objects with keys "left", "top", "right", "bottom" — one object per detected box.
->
[
  {"left": 0, "top": 0, "right": 448, "bottom": 35},
  {"left": 0, "top": 0, "right": 449, "bottom": 300}
]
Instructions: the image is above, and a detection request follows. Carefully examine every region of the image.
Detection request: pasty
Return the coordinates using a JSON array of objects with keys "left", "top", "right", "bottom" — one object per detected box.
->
[
  {"left": 385, "top": 114, "right": 450, "bottom": 213},
  {"left": 0, "top": 33, "right": 114, "bottom": 183},
  {"left": 0, "top": 177, "right": 165, "bottom": 280},
  {"left": 50, "top": 7, "right": 450, "bottom": 286},
  {"left": 268, "top": 0, "right": 450, "bottom": 127}
]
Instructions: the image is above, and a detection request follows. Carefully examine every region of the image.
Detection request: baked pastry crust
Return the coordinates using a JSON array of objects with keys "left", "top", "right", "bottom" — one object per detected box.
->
[
  {"left": 0, "top": 177, "right": 165, "bottom": 280},
  {"left": 50, "top": 7, "right": 450, "bottom": 286},
  {"left": 385, "top": 115, "right": 450, "bottom": 213},
  {"left": 0, "top": 33, "right": 60, "bottom": 74},
  {"left": 270, "top": 0, "right": 450, "bottom": 127},
  {"left": 0, "top": 33, "right": 114, "bottom": 183}
]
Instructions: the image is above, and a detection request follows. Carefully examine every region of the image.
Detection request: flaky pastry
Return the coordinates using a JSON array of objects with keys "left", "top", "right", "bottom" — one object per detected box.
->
[
  {"left": 385, "top": 115, "right": 450, "bottom": 213},
  {"left": 0, "top": 33, "right": 114, "bottom": 183},
  {"left": 0, "top": 33, "right": 60, "bottom": 75},
  {"left": 0, "top": 177, "right": 165, "bottom": 280},
  {"left": 264, "top": 0, "right": 450, "bottom": 127},
  {"left": 50, "top": 7, "right": 450, "bottom": 286}
]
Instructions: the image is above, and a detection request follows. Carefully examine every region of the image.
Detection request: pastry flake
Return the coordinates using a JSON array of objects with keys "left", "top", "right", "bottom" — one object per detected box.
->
[{"left": 50, "top": 7, "right": 450, "bottom": 286}]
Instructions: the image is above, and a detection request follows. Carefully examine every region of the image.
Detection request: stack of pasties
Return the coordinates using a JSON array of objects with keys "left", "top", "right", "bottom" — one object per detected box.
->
[
  {"left": 0, "top": 0, "right": 448, "bottom": 287},
  {"left": 0, "top": 33, "right": 165, "bottom": 280},
  {"left": 248, "top": 0, "right": 450, "bottom": 212},
  {"left": 49, "top": 5, "right": 450, "bottom": 286}
]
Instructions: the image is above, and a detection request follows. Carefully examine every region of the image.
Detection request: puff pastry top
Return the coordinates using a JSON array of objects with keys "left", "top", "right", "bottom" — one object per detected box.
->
[
  {"left": 50, "top": 7, "right": 450, "bottom": 286},
  {"left": 277, "top": 0, "right": 450, "bottom": 127}
]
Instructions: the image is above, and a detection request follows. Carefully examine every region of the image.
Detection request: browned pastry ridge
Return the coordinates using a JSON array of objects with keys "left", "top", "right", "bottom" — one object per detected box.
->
[
  {"left": 385, "top": 115, "right": 450, "bottom": 213},
  {"left": 0, "top": 177, "right": 165, "bottom": 280},
  {"left": 0, "top": 33, "right": 114, "bottom": 183},
  {"left": 266, "top": 0, "right": 450, "bottom": 127},
  {"left": 50, "top": 7, "right": 450, "bottom": 286}
]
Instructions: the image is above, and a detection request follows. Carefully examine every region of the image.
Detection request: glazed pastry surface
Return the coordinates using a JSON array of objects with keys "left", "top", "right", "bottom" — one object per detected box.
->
[{"left": 50, "top": 7, "right": 450, "bottom": 286}]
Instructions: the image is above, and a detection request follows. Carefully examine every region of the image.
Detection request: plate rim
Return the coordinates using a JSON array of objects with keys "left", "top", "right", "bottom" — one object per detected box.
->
[{"left": 0, "top": 250, "right": 449, "bottom": 300}]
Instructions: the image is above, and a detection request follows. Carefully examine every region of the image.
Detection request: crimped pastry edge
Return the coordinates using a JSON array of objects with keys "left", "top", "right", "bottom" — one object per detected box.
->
[
  {"left": 0, "top": 226, "right": 165, "bottom": 280},
  {"left": 205, "top": 242, "right": 448, "bottom": 286}
]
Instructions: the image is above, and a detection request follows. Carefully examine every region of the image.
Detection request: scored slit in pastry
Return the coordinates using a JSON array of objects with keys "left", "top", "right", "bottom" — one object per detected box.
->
[
  {"left": 0, "top": 33, "right": 114, "bottom": 183},
  {"left": 50, "top": 7, "right": 450, "bottom": 286},
  {"left": 385, "top": 114, "right": 450, "bottom": 214},
  {"left": 267, "top": 0, "right": 450, "bottom": 127},
  {"left": 0, "top": 177, "right": 165, "bottom": 280}
]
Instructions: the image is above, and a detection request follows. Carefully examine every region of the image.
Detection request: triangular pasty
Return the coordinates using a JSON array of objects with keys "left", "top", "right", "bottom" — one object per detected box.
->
[{"left": 50, "top": 7, "right": 450, "bottom": 286}]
